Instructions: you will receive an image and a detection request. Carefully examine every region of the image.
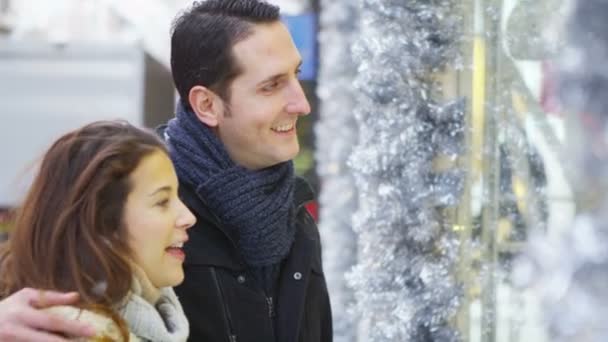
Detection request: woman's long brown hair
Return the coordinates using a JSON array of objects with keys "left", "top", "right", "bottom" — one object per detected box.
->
[{"left": 0, "top": 121, "right": 167, "bottom": 321}]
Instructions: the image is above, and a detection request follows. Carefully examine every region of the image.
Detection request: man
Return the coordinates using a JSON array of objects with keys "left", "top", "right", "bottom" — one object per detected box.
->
[{"left": 161, "top": 1, "right": 332, "bottom": 341}]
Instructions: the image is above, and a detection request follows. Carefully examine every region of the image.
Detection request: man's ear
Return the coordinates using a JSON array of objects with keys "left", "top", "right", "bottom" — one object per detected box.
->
[{"left": 188, "top": 85, "right": 221, "bottom": 127}]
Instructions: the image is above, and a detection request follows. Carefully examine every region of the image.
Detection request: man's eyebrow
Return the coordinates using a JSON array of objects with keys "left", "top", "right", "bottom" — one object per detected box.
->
[
  {"left": 148, "top": 185, "right": 172, "bottom": 196},
  {"left": 258, "top": 60, "right": 304, "bottom": 85}
]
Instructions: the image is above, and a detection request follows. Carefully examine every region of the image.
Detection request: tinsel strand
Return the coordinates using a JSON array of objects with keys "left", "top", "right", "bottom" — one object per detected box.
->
[{"left": 346, "top": 0, "right": 464, "bottom": 341}]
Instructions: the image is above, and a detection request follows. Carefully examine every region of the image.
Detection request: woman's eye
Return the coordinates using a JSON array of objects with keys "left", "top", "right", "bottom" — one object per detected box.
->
[{"left": 156, "top": 199, "right": 170, "bottom": 208}]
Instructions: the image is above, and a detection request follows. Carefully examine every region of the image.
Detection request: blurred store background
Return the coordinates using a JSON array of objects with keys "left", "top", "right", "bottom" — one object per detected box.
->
[{"left": 0, "top": 0, "right": 319, "bottom": 211}]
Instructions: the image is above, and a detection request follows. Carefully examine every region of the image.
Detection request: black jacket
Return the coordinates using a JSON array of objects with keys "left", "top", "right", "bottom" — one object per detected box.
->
[{"left": 174, "top": 177, "right": 333, "bottom": 342}]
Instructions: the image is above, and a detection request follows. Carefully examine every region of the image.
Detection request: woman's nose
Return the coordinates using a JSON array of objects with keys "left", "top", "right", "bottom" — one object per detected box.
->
[{"left": 177, "top": 200, "right": 196, "bottom": 230}]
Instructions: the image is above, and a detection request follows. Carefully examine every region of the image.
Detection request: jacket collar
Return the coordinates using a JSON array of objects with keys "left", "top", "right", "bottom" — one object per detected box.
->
[{"left": 294, "top": 176, "right": 315, "bottom": 208}]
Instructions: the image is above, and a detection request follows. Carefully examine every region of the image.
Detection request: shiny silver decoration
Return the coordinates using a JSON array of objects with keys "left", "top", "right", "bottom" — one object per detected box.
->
[{"left": 345, "top": 0, "right": 464, "bottom": 341}]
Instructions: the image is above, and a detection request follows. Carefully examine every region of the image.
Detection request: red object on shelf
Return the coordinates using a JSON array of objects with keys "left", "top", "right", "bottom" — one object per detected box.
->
[{"left": 540, "top": 60, "right": 562, "bottom": 115}]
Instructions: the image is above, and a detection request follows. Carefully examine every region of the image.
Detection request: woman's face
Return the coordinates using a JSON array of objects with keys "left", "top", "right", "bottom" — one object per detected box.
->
[{"left": 123, "top": 150, "right": 196, "bottom": 288}]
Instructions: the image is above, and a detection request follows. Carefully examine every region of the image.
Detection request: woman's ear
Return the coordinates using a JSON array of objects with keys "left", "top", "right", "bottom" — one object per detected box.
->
[{"left": 188, "top": 86, "right": 220, "bottom": 127}]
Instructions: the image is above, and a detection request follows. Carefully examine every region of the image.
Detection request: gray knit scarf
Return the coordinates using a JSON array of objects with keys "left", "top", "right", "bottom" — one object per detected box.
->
[
  {"left": 165, "top": 101, "right": 296, "bottom": 270},
  {"left": 119, "top": 273, "right": 189, "bottom": 342}
]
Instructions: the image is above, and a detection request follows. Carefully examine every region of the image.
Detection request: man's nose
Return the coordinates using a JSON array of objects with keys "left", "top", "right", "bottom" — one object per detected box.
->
[{"left": 286, "top": 80, "right": 311, "bottom": 115}]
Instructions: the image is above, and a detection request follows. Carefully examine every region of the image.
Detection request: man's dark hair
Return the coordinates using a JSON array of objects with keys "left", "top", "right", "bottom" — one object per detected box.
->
[{"left": 171, "top": 0, "right": 280, "bottom": 107}]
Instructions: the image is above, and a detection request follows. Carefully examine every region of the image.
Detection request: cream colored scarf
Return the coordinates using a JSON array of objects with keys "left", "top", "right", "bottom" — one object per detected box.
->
[{"left": 117, "top": 264, "right": 190, "bottom": 342}]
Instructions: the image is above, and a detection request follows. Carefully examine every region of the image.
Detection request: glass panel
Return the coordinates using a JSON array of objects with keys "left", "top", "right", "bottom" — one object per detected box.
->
[{"left": 452, "top": 0, "right": 568, "bottom": 341}]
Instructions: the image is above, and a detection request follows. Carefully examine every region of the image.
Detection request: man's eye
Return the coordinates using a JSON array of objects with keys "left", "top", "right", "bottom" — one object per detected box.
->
[
  {"left": 262, "top": 81, "right": 280, "bottom": 92},
  {"left": 296, "top": 68, "right": 302, "bottom": 76}
]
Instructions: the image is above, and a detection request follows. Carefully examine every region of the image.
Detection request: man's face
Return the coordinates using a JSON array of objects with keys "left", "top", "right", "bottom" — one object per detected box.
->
[{"left": 216, "top": 21, "right": 311, "bottom": 170}]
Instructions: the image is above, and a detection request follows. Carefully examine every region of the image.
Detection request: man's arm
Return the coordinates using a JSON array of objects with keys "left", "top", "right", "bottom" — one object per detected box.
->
[{"left": 0, "top": 288, "right": 96, "bottom": 341}]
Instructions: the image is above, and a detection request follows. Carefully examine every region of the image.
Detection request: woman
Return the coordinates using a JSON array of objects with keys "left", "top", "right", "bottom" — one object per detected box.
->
[{"left": 0, "top": 121, "right": 195, "bottom": 341}]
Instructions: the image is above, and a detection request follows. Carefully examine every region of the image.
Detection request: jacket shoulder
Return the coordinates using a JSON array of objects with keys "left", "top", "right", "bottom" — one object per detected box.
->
[{"left": 44, "top": 305, "right": 139, "bottom": 342}]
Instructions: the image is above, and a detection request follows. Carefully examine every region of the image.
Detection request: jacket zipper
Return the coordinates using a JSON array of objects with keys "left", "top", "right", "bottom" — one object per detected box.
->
[
  {"left": 266, "top": 295, "right": 276, "bottom": 341},
  {"left": 200, "top": 196, "right": 312, "bottom": 341},
  {"left": 266, "top": 296, "right": 275, "bottom": 318},
  {"left": 211, "top": 268, "right": 237, "bottom": 342}
]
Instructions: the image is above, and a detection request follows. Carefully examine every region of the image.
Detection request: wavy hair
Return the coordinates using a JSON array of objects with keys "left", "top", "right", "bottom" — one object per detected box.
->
[{"left": 0, "top": 121, "right": 166, "bottom": 311}]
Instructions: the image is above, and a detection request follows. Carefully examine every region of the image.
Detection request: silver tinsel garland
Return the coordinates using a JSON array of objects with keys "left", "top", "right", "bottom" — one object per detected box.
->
[
  {"left": 316, "top": 1, "right": 360, "bottom": 341},
  {"left": 345, "top": 0, "right": 464, "bottom": 341}
]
